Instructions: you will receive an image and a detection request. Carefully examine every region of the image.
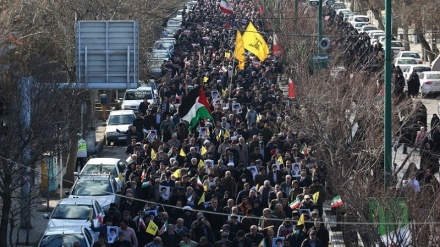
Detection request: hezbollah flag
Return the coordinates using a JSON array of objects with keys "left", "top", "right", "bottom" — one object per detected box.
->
[
  {"left": 146, "top": 220, "right": 159, "bottom": 235},
  {"left": 242, "top": 22, "right": 269, "bottom": 61},
  {"left": 234, "top": 31, "right": 246, "bottom": 70},
  {"left": 179, "top": 87, "right": 213, "bottom": 130}
]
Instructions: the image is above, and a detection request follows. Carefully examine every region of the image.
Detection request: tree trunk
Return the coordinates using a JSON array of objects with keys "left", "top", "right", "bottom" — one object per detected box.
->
[
  {"left": 403, "top": 25, "right": 410, "bottom": 51},
  {"left": 64, "top": 136, "right": 78, "bottom": 188},
  {"left": 370, "top": 9, "right": 385, "bottom": 31},
  {"left": 418, "top": 33, "right": 435, "bottom": 62},
  {"left": 0, "top": 183, "right": 12, "bottom": 247}
]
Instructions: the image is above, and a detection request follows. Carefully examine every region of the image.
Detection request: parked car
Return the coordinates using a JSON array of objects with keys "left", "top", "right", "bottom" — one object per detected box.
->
[
  {"left": 396, "top": 51, "right": 423, "bottom": 64},
  {"left": 162, "top": 27, "right": 180, "bottom": 38},
  {"left": 38, "top": 226, "right": 94, "bottom": 247},
  {"left": 167, "top": 18, "right": 182, "bottom": 28},
  {"left": 332, "top": 2, "right": 346, "bottom": 10},
  {"left": 361, "top": 25, "right": 378, "bottom": 33},
  {"left": 147, "top": 59, "right": 164, "bottom": 79},
  {"left": 67, "top": 175, "right": 122, "bottom": 212},
  {"left": 76, "top": 158, "right": 127, "bottom": 187},
  {"left": 349, "top": 15, "right": 370, "bottom": 27},
  {"left": 402, "top": 65, "right": 431, "bottom": 81},
  {"left": 103, "top": 110, "right": 136, "bottom": 145},
  {"left": 419, "top": 71, "right": 440, "bottom": 96},
  {"left": 352, "top": 22, "right": 369, "bottom": 32},
  {"left": 154, "top": 40, "right": 175, "bottom": 56},
  {"left": 394, "top": 58, "right": 418, "bottom": 71},
  {"left": 150, "top": 50, "right": 171, "bottom": 60},
  {"left": 43, "top": 198, "right": 105, "bottom": 240}
]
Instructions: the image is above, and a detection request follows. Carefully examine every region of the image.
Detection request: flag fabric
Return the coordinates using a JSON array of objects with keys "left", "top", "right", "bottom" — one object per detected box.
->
[
  {"left": 297, "top": 214, "right": 305, "bottom": 226},
  {"left": 141, "top": 169, "right": 146, "bottom": 181},
  {"left": 197, "top": 176, "right": 203, "bottom": 186},
  {"left": 331, "top": 195, "right": 343, "bottom": 208},
  {"left": 288, "top": 78, "right": 296, "bottom": 98},
  {"left": 301, "top": 144, "right": 308, "bottom": 156},
  {"left": 146, "top": 220, "right": 159, "bottom": 235},
  {"left": 142, "top": 181, "right": 151, "bottom": 188},
  {"left": 219, "top": 0, "right": 234, "bottom": 14},
  {"left": 179, "top": 148, "right": 186, "bottom": 157},
  {"left": 118, "top": 173, "right": 124, "bottom": 181},
  {"left": 198, "top": 192, "right": 206, "bottom": 205},
  {"left": 258, "top": 5, "right": 263, "bottom": 15},
  {"left": 172, "top": 169, "right": 181, "bottom": 178},
  {"left": 242, "top": 22, "right": 269, "bottom": 61},
  {"left": 313, "top": 192, "right": 320, "bottom": 204},
  {"left": 159, "top": 221, "right": 168, "bottom": 235},
  {"left": 138, "top": 218, "right": 146, "bottom": 229},
  {"left": 224, "top": 52, "right": 231, "bottom": 58},
  {"left": 276, "top": 156, "right": 283, "bottom": 165},
  {"left": 201, "top": 146, "right": 208, "bottom": 155},
  {"left": 234, "top": 31, "right": 246, "bottom": 64},
  {"left": 257, "top": 238, "right": 266, "bottom": 247},
  {"left": 272, "top": 33, "right": 281, "bottom": 57},
  {"left": 198, "top": 159, "right": 204, "bottom": 168},
  {"left": 289, "top": 198, "right": 301, "bottom": 209},
  {"left": 97, "top": 214, "right": 103, "bottom": 226},
  {"left": 151, "top": 149, "right": 157, "bottom": 160},
  {"left": 179, "top": 87, "right": 213, "bottom": 130},
  {"left": 203, "top": 76, "right": 209, "bottom": 83}
]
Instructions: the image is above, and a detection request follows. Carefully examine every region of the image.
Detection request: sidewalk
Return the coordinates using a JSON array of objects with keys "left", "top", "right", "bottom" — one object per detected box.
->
[{"left": 13, "top": 121, "right": 106, "bottom": 247}]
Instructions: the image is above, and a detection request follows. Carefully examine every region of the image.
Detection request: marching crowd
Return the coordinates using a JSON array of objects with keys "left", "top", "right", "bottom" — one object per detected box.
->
[{"left": 90, "top": 0, "right": 332, "bottom": 247}]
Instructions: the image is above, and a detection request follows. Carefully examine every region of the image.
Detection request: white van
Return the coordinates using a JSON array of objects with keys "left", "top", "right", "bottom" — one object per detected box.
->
[{"left": 120, "top": 87, "right": 155, "bottom": 112}]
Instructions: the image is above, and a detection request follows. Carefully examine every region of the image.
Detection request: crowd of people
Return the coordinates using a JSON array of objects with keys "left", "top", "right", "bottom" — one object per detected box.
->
[{"left": 90, "top": 0, "right": 332, "bottom": 247}]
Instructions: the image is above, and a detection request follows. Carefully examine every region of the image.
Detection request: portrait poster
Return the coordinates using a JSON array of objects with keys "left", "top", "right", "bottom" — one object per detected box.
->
[
  {"left": 231, "top": 103, "right": 242, "bottom": 113},
  {"left": 159, "top": 186, "right": 170, "bottom": 200},
  {"left": 272, "top": 237, "right": 285, "bottom": 247},
  {"left": 107, "top": 226, "right": 118, "bottom": 243},
  {"left": 147, "top": 130, "right": 157, "bottom": 142},
  {"left": 211, "top": 90, "right": 220, "bottom": 100},
  {"left": 246, "top": 166, "right": 258, "bottom": 179},
  {"left": 292, "top": 163, "right": 302, "bottom": 177}
]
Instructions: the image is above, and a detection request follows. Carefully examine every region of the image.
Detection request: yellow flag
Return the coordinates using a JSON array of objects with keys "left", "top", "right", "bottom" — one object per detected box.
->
[
  {"left": 198, "top": 159, "right": 204, "bottom": 168},
  {"left": 313, "top": 191, "right": 320, "bottom": 204},
  {"left": 172, "top": 169, "right": 181, "bottom": 178},
  {"left": 221, "top": 88, "right": 226, "bottom": 96},
  {"left": 203, "top": 184, "right": 209, "bottom": 191},
  {"left": 203, "top": 76, "right": 209, "bottom": 83},
  {"left": 216, "top": 130, "right": 222, "bottom": 141},
  {"left": 201, "top": 146, "right": 207, "bottom": 156},
  {"left": 151, "top": 149, "right": 157, "bottom": 160},
  {"left": 225, "top": 52, "right": 231, "bottom": 58},
  {"left": 237, "top": 61, "right": 245, "bottom": 70},
  {"left": 224, "top": 130, "right": 230, "bottom": 138},
  {"left": 198, "top": 192, "right": 205, "bottom": 205},
  {"left": 242, "top": 22, "right": 269, "bottom": 61},
  {"left": 146, "top": 220, "right": 159, "bottom": 235},
  {"left": 118, "top": 173, "right": 123, "bottom": 181},
  {"left": 179, "top": 148, "right": 186, "bottom": 157},
  {"left": 234, "top": 31, "right": 246, "bottom": 62},
  {"left": 297, "top": 213, "right": 304, "bottom": 226},
  {"left": 276, "top": 156, "right": 283, "bottom": 164}
]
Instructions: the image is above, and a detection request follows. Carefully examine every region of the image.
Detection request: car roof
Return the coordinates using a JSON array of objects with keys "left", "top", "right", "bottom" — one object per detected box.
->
[
  {"left": 58, "top": 197, "right": 95, "bottom": 205},
  {"left": 399, "top": 51, "right": 419, "bottom": 53},
  {"left": 396, "top": 57, "right": 416, "bottom": 60},
  {"left": 86, "top": 158, "right": 122, "bottom": 165},
  {"left": 422, "top": 71, "right": 440, "bottom": 74},
  {"left": 44, "top": 226, "right": 85, "bottom": 235},
  {"left": 137, "top": 86, "right": 153, "bottom": 90},
  {"left": 109, "top": 110, "right": 135, "bottom": 115},
  {"left": 76, "top": 175, "right": 112, "bottom": 181}
]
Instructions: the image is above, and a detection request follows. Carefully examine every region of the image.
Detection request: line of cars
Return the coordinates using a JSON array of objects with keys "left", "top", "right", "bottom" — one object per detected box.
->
[
  {"left": 332, "top": 2, "right": 440, "bottom": 96},
  {"left": 147, "top": 1, "right": 197, "bottom": 79},
  {"left": 38, "top": 157, "right": 127, "bottom": 246}
]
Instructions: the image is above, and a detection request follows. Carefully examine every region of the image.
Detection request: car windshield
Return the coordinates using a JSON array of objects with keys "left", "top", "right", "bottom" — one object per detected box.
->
[
  {"left": 355, "top": 23, "right": 366, "bottom": 27},
  {"left": 82, "top": 164, "right": 117, "bottom": 176},
  {"left": 39, "top": 234, "right": 87, "bottom": 247},
  {"left": 364, "top": 27, "right": 376, "bottom": 31},
  {"left": 108, "top": 114, "right": 135, "bottom": 125},
  {"left": 51, "top": 204, "right": 92, "bottom": 219},
  {"left": 398, "top": 59, "right": 417, "bottom": 64},
  {"left": 427, "top": 74, "right": 440, "bottom": 79},
  {"left": 71, "top": 180, "right": 112, "bottom": 196},
  {"left": 413, "top": 67, "right": 431, "bottom": 73},
  {"left": 391, "top": 42, "right": 403, "bottom": 47},
  {"left": 402, "top": 53, "right": 420, "bottom": 59},
  {"left": 124, "top": 90, "right": 153, "bottom": 100},
  {"left": 354, "top": 17, "right": 369, "bottom": 22}
]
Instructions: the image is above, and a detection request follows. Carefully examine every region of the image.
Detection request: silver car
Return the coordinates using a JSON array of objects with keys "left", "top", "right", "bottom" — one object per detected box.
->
[
  {"left": 38, "top": 226, "right": 94, "bottom": 247},
  {"left": 67, "top": 175, "right": 121, "bottom": 212}
]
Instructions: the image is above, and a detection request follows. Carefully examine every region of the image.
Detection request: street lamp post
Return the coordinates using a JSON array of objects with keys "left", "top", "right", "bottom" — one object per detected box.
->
[
  {"left": 384, "top": 0, "right": 392, "bottom": 189},
  {"left": 318, "top": 0, "right": 323, "bottom": 53}
]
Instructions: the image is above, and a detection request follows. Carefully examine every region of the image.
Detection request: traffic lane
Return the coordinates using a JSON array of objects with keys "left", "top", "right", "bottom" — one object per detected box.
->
[{"left": 97, "top": 144, "right": 127, "bottom": 160}]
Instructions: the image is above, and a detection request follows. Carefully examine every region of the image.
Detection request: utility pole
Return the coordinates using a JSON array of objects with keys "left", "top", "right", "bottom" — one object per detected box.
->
[
  {"left": 384, "top": 0, "right": 392, "bottom": 189},
  {"left": 318, "top": 0, "right": 323, "bottom": 53}
]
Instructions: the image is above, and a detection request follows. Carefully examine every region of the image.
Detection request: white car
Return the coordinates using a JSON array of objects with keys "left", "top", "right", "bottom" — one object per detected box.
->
[
  {"left": 420, "top": 71, "right": 440, "bottom": 96},
  {"left": 154, "top": 40, "right": 175, "bottom": 56},
  {"left": 349, "top": 15, "right": 370, "bottom": 27},
  {"left": 361, "top": 25, "right": 378, "bottom": 33},
  {"left": 332, "top": 2, "right": 346, "bottom": 10},
  {"left": 120, "top": 87, "right": 155, "bottom": 112},
  {"left": 167, "top": 18, "right": 182, "bottom": 28},
  {"left": 68, "top": 175, "right": 122, "bottom": 212},
  {"left": 396, "top": 51, "right": 423, "bottom": 64},
  {"left": 353, "top": 22, "right": 369, "bottom": 32},
  {"left": 402, "top": 65, "right": 431, "bottom": 81},
  {"left": 394, "top": 58, "right": 418, "bottom": 71},
  {"left": 336, "top": 8, "right": 351, "bottom": 16},
  {"left": 43, "top": 198, "right": 105, "bottom": 239},
  {"left": 104, "top": 110, "right": 136, "bottom": 145},
  {"left": 38, "top": 226, "right": 94, "bottom": 247},
  {"left": 151, "top": 50, "right": 171, "bottom": 60},
  {"left": 76, "top": 157, "right": 127, "bottom": 187}
]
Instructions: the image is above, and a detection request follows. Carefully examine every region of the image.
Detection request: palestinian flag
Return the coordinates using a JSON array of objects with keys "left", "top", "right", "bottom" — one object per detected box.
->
[
  {"left": 257, "top": 238, "right": 266, "bottom": 247},
  {"left": 179, "top": 87, "right": 213, "bottom": 130},
  {"left": 331, "top": 195, "right": 343, "bottom": 208},
  {"left": 289, "top": 198, "right": 301, "bottom": 209},
  {"left": 220, "top": 0, "right": 233, "bottom": 15}
]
